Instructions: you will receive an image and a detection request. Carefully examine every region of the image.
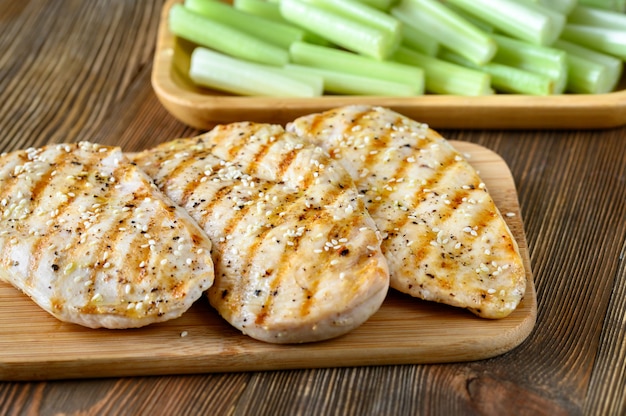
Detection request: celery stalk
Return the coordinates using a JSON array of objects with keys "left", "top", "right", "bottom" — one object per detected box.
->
[
  {"left": 280, "top": 0, "right": 399, "bottom": 59},
  {"left": 398, "top": 22, "right": 440, "bottom": 56},
  {"left": 234, "top": 0, "right": 281, "bottom": 20},
  {"left": 169, "top": 4, "right": 288, "bottom": 66},
  {"left": 389, "top": 8, "right": 440, "bottom": 55},
  {"left": 578, "top": 0, "right": 625, "bottom": 12},
  {"left": 445, "top": 0, "right": 565, "bottom": 46},
  {"left": 554, "top": 39, "right": 624, "bottom": 94},
  {"left": 184, "top": 0, "right": 303, "bottom": 49},
  {"left": 530, "top": 0, "right": 577, "bottom": 14},
  {"left": 289, "top": 41, "right": 424, "bottom": 93},
  {"left": 439, "top": 48, "right": 556, "bottom": 95},
  {"left": 491, "top": 34, "right": 567, "bottom": 93},
  {"left": 232, "top": 0, "right": 331, "bottom": 46},
  {"left": 353, "top": 0, "right": 397, "bottom": 11},
  {"left": 189, "top": 47, "right": 322, "bottom": 97},
  {"left": 393, "top": 46, "right": 493, "bottom": 95},
  {"left": 560, "top": 24, "right": 626, "bottom": 60},
  {"left": 567, "top": 5, "right": 626, "bottom": 31},
  {"left": 284, "top": 64, "right": 421, "bottom": 96},
  {"left": 307, "top": 0, "right": 401, "bottom": 35},
  {"left": 391, "top": 0, "right": 496, "bottom": 65}
]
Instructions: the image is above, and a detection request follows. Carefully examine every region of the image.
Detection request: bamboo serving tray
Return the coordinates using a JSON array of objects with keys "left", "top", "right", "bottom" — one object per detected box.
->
[
  {"left": 153, "top": 0, "right": 626, "bottom": 130},
  {"left": 0, "top": 141, "right": 536, "bottom": 381}
]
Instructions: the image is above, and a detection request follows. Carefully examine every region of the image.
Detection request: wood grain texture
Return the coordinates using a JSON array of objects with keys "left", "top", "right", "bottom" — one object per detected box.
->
[{"left": 0, "top": 0, "right": 625, "bottom": 414}]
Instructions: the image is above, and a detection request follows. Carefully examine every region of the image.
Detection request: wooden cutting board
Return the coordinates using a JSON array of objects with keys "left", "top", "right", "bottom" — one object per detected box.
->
[{"left": 0, "top": 141, "right": 536, "bottom": 381}]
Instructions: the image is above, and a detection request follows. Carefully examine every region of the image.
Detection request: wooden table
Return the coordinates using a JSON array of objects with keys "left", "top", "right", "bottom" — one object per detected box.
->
[{"left": 1, "top": 1, "right": 624, "bottom": 414}]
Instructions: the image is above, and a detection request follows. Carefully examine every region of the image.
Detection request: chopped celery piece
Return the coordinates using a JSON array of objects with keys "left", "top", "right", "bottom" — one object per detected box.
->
[
  {"left": 184, "top": 0, "right": 304, "bottom": 49},
  {"left": 233, "top": 0, "right": 331, "bottom": 46},
  {"left": 440, "top": 3, "right": 496, "bottom": 33},
  {"left": 391, "top": 0, "right": 496, "bottom": 65},
  {"left": 353, "top": 0, "right": 397, "bottom": 11},
  {"left": 169, "top": 4, "right": 288, "bottom": 66},
  {"left": 284, "top": 64, "right": 421, "bottom": 96},
  {"left": 439, "top": 48, "right": 556, "bottom": 95},
  {"left": 389, "top": 8, "right": 440, "bottom": 55},
  {"left": 554, "top": 39, "right": 623, "bottom": 94},
  {"left": 444, "top": 0, "right": 565, "bottom": 46},
  {"left": 399, "top": 22, "right": 440, "bottom": 56},
  {"left": 308, "top": 0, "right": 401, "bottom": 35},
  {"left": 561, "top": 24, "right": 626, "bottom": 60},
  {"left": 578, "top": 0, "right": 625, "bottom": 12},
  {"left": 189, "top": 47, "right": 322, "bottom": 97},
  {"left": 280, "top": 0, "right": 400, "bottom": 59},
  {"left": 492, "top": 34, "right": 567, "bottom": 93},
  {"left": 289, "top": 41, "right": 424, "bottom": 92},
  {"left": 234, "top": 0, "right": 283, "bottom": 20},
  {"left": 530, "top": 0, "right": 577, "bottom": 14},
  {"left": 393, "top": 46, "right": 493, "bottom": 96},
  {"left": 567, "top": 5, "right": 626, "bottom": 31}
]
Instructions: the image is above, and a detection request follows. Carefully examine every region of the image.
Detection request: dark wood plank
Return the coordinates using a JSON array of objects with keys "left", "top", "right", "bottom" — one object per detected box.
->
[{"left": 1, "top": 0, "right": 625, "bottom": 414}]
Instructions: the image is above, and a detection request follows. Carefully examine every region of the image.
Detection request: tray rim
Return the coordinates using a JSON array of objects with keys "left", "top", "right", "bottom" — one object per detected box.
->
[{"left": 153, "top": 0, "right": 626, "bottom": 130}]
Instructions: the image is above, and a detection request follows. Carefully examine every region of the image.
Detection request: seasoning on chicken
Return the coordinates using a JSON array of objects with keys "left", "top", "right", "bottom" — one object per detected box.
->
[
  {"left": 0, "top": 142, "right": 215, "bottom": 329},
  {"left": 132, "top": 123, "right": 389, "bottom": 343},
  {"left": 287, "top": 105, "right": 526, "bottom": 319}
]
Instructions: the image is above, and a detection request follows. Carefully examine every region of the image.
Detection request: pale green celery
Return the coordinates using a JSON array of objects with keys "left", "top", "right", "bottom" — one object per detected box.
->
[
  {"left": 439, "top": 3, "right": 496, "bottom": 33},
  {"left": 387, "top": 7, "right": 439, "bottom": 55},
  {"left": 289, "top": 41, "right": 424, "bottom": 92},
  {"left": 578, "top": 0, "right": 625, "bottom": 12},
  {"left": 561, "top": 24, "right": 626, "bottom": 60},
  {"left": 568, "top": 5, "right": 626, "bottom": 30},
  {"left": 530, "top": 0, "right": 577, "bottom": 14},
  {"left": 492, "top": 34, "right": 567, "bottom": 93},
  {"left": 353, "top": 0, "right": 397, "bottom": 11},
  {"left": 308, "top": 0, "right": 401, "bottom": 35},
  {"left": 232, "top": 0, "right": 331, "bottom": 46},
  {"left": 284, "top": 64, "right": 421, "bottom": 96},
  {"left": 554, "top": 39, "right": 623, "bottom": 93},
  {"left": 189, "top": 47, "right": 322, "bottom": 97},
  {"left": 439, "top": 48, "right": 555, "bottom": 95},
  {"left": 445, "top": 0, "right": 565, "bottom": 46},
  {"left": 184, "top": 0, "right": 304, "bottom": 49},
  {"left": 280, "top": 0, "right": 399, "bottom": 59},
  {"left": 398, "top": 20, "right": 439, "bottom": 56},
  {"left": 391, "top": 0, "right": 496, "bottom": 65},
  {"left": 234, "top": 0, "right": 281, "bottom": 20},
  {"left": 393, "top": 46, "right": 493, "bottom": 95},
  {"left": 169, "top": 4, "right": 288, "bottom": 66}
]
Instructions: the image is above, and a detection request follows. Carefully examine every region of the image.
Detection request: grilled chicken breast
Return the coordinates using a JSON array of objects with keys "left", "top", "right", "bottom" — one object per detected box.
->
[
  {"left": 288, "top": 105, "right": 526, "bottom": 319},
  {"left": 132, "top": 123, "right": 389, "bottom": 343},
  {"left": 0, "top": 142, "right": 215, "bottom": 329}
]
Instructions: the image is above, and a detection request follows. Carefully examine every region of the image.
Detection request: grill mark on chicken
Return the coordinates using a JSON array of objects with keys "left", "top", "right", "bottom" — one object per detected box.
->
[
  {"left": 251, "top": 189, "right": 345, "bottom": 326},
  {"left": 0, "top": 142, "right": 215, "bottom": 329},
  {"left": 131, "top": 124, "right": 389, "bottom": 343},
  {"left": 288, "top": 105, "right": 526, "bottom": 319}
]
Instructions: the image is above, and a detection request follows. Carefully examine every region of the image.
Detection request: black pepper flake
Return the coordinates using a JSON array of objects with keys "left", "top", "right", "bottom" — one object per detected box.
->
[{"left": 51, "top": 264, "right": 59, "bottom": 272}]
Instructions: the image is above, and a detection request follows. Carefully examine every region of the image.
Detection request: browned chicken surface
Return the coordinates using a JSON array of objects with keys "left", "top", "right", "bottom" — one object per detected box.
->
[
  {"left": 0, "top": 142, "right": 215, "bottom": 329},
  {"left": 132, "top": 123, "right": 389, "bottom": 343},
  {"left": 288, "top": 105, "right": 526, "bottom": 319}
]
